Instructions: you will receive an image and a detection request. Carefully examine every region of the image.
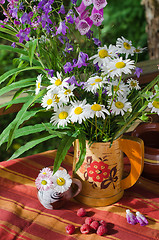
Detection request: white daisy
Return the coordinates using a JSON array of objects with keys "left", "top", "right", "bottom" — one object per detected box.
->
[
  {"left": 39, "top": 167, "right": 53, "bottom": 177},
  {"left": 58, "top": 85, "right": 76, "bottom": 103},
  {"left": 106, "top": 79, "right": 129, "bottom": 97},
  {"left": 109, "top": 96, "right": 132, "bottom": 116},
  {"left": 35, "top": 74, "right": 42, "bottom": 95},
  {"left": 106, "top": 57, "right": 135, "bottom": 78},
  {"left": 86, "top": 102, "right": 110, "bottom": 119},
  {"left": 70, "top": 100, "right": 90, "bottom": 124},
  {"left": 41, "top": 93, "right": 55, "bottom": 110},
  {"left": 35, "top": 174, "right": 53, "bottom": 191},
  {"left": 127, "top": 78, "right": 141, "bottom": 90},
  {"left": 148, "top": 97, "right": 159, "bottom": 115},
  {"left": 84, "top": 75, "right": 108, "bottom": 93},
  {"left": 116, "top": 36, "right": 135, "bottom": 58},
  {"left": 134, "top": 46, "right": 147, "bottom": 54},
  {"left": 89, "top": 44, "right": 117, "bottom": 67},
  {"left": 50, "top": 106, "right": 71, "bottom": 127},
  {"left": 47, "top": 71, "right": 69, "bottom": 92},
  {"left": 51, "top": 169, "right": 72, "bottom": 193}
]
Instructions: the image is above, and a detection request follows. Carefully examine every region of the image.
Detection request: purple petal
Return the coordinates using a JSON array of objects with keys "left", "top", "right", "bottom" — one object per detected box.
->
[{"left": 93, "top": 0, "right": 107, "bottom": 10}]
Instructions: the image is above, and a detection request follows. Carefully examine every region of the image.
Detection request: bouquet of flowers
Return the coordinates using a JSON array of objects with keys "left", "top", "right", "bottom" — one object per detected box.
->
[{"left": 0, "top": 0, "right": 159, "bottom": 174}]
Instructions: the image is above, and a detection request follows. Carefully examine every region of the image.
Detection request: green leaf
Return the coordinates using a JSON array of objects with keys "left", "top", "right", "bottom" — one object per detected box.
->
[
  {"left": 2, "top": 123, "right": 56, "bottom": 144},
  {"left": 7, "top": 134, "right": 58, "bottom": 161},
  {"left": 0, "top": 108, "right": 41, "bottom": 147},
  {"left": 0, "top": 78, "right": 36, "bottom": 97},
  {"left": 7, "top": 89, "right": 46, "bottom": 148},
  {"left": 28, "top": 39, "right": 38, "bottom": 66},
  {"left": 53, "top": 135, "right": 77, "bottom": 174},
  {"left": 0, "top": 44, "right": 27, "bottom": 55},
  {"left": 42, "top": 122, "right": 68, "bottom": 138},
  {"left": 75, "top": 133, "right": 86, "bottom": 172},
  {"left": 0, "top": 27, "right": 17, "bottom": 36},
  {"left": 0, "top": 66, "right": 43, "bottom": 85},
  {"left": 0, "top": 96, "right": 31, "bottom": 110}
]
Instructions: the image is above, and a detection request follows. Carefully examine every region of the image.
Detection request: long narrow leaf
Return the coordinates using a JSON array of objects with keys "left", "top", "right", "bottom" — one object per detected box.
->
[
  {"left": 0, "top": 108, "right": 41, "bottom": 147},
  {"left": 2, "top": 123, "right": 58, "bottom": 143},
  {"left": 0, "top": 66, "right": 43, "bottom": 85},
  {"left": 28, "top": 39, "right": 38, "bottom": 66},
  {"left": 0, "top": 78, "right": 36, "bottom": 97},
  {"left": 7, "top": 134, "right": 59, "bottom": 161},
  {"left": 53, "top": 135, "right": 76, "bottom": 174},
  {"left": 0, "top": 44, "right": 27, "bottom": 55},
  {"left": 75, "top": 133, "right": 86, "bottom": 172},
  {"left": 0, "top": 96, "right": 31, "bottom": 110},
  {"left": 7, "top": 89, "right": 46, "bottom": 148}
]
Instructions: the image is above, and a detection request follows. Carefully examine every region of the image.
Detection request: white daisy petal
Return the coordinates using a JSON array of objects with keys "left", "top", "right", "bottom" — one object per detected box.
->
[{"left": 51, "top": 170, "right": 72, "bottom": 193}]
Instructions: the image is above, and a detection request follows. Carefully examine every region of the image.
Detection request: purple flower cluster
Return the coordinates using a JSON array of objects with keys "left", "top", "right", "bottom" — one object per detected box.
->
[{"left": 75, "top": 0, "right": 107, "bottom": 35}]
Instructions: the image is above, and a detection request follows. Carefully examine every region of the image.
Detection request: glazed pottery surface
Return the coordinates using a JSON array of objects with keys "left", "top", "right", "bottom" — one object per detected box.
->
[
  {"left": 132, "top": 123, "right": 159, "bottom": 182},
  {"left": 73, "top": 135, "right": 144, "bottom": 207},
  {"left": 37, "top": 167, "right": 82, "bottom": 209}
]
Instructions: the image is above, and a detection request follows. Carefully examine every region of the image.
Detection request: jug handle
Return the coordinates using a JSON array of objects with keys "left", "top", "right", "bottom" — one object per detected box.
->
[
  {"left": 71, "top": 178, "right": 82, "bottom": 198},
  {"left": 119, "top": 135, "right": 144, "bottom": 190}
]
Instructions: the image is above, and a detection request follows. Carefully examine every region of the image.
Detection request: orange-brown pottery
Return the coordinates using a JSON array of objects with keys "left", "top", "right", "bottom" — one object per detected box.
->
[{"left": 73, "top": 135, "right": 144, "bottom": 207}]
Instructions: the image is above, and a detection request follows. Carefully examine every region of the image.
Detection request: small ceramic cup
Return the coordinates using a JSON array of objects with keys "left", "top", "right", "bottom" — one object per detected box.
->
[{"left": 37, "top": 177, "right": 82, "bottom": 209}]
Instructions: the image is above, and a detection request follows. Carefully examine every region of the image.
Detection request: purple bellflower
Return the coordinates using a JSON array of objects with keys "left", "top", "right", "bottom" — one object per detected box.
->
[
  {"left": 21, "top": 12, "right": 31, "bottom": 25},
  {"left": 93, "top": 0, "right": 107, "bottom": 10},
  {"left": 90, "top": 7, "right": 104, "bottom": 26},
  {"left": 0, "top": 0, "right": 5, "bottom": 4},
  {"left": 83, "top": 0, "right": 93, "bottom": 6},
  {"left": 16, "top": 28, "right": 31, "bottom": 43},
  {"left": 58, "top": 5, "right": 65, "bottom": 14},
  {"left": 63, "top": 62, "right": 73, "bottom": 73},
  {"left": 134, "top": 67, "right": 143, "bottom": 78},
  {"left": 73, "top": 52, "right": 89, "bottom": 68},
  {"left": 56, "top": 21, "right": 68, "bottom": 35}
]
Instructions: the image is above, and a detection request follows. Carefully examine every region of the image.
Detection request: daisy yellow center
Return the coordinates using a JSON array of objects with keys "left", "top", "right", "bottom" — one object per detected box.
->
[
  {"left": 115, "top": 101, "right": 124, "bottom": 109},
  {"left": 152, "top": 99, "right": 159, "bottom": 109},
  {"left": 47, "top": 99, "right": 53, "bottom": 105},
  {"left": 55, "top": 79, "right": 62, "bottom": 86},
  {"left": 113, "top": 85, "right": 119, "bottom": 91},
  {"left": 95, "top": 78, "right": 102, "bottom": 82},
  {"left": 130, "top": 81, "right": 137, "bottom": 87},
  {"left": 115, "top": 62, "right": 126, "bottom": 69},
  {"left": 135, "top": 48, "right": 140, "bottom": 53},
  {"left": 91, "top": 83, "right": 95, "bottom": 86},
  {"left": 59, "top": 111, "right": 68, "bottom": 119},
  {"left": 99, "top": 49, "right": 109, "bottom": 58},
  {"left": 57, "top": 177, "right": 65, "bottom": 186},
  {"left": 74, "top": 107, "right": 83, "bottom": 115},
  {"left": 123, "top": 42, "right": 131, "bottom": 50},
  {"left": 41, "top": 180, "right": 47, "bottom": 185},
  {"left": 42, "top": 172, "right": 47, "bottom": 175},
  {"left": 91, "top": 104, "right": 102, "bottom": 111},
  {"left": 38, "top": 82, "right": 40, "bottom": 88},
  {"left": 53, "top": 94, "right": 59, "bottom": 103},
  {"left": 64, "top": 89, "right": 71, "bottom": 95}
]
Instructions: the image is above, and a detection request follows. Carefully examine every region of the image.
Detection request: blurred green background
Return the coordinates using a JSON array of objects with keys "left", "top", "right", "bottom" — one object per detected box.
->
[{"left": 0, "top": 0, "right": 148, "bottom": 161}]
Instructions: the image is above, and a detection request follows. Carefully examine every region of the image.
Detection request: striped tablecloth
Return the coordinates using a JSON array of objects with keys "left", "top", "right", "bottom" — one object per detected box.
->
[{"left": 0, "top": 150, "right": 159, "bottom": 240}]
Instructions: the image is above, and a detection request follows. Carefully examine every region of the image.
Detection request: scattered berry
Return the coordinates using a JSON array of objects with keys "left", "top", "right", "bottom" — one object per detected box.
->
[
  {"left": 85, "top": 217, "right": 94, "bottom": 225},
  {"left": 65, "top": 224, "right": 75, "bottom": 235},
  {"left": 97, "top": 225, "right": 107, "bottom": 236},
  {"left": 90, "top": 220, "right": 99, "bottom": 231},
  {"left": 80, "top": 224, "right": 91, "bottom": 234},
  {"left": 77, "top": 208, "right": 87, "bottom": 217},
  {"left": 99, "top": 220, "right": 107, "bottom": 227}
]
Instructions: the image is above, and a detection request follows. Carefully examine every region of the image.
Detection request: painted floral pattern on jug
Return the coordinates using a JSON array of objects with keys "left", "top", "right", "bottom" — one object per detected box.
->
[{"left": 80, "top": 155, "right": 118, "bottom": 189}]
